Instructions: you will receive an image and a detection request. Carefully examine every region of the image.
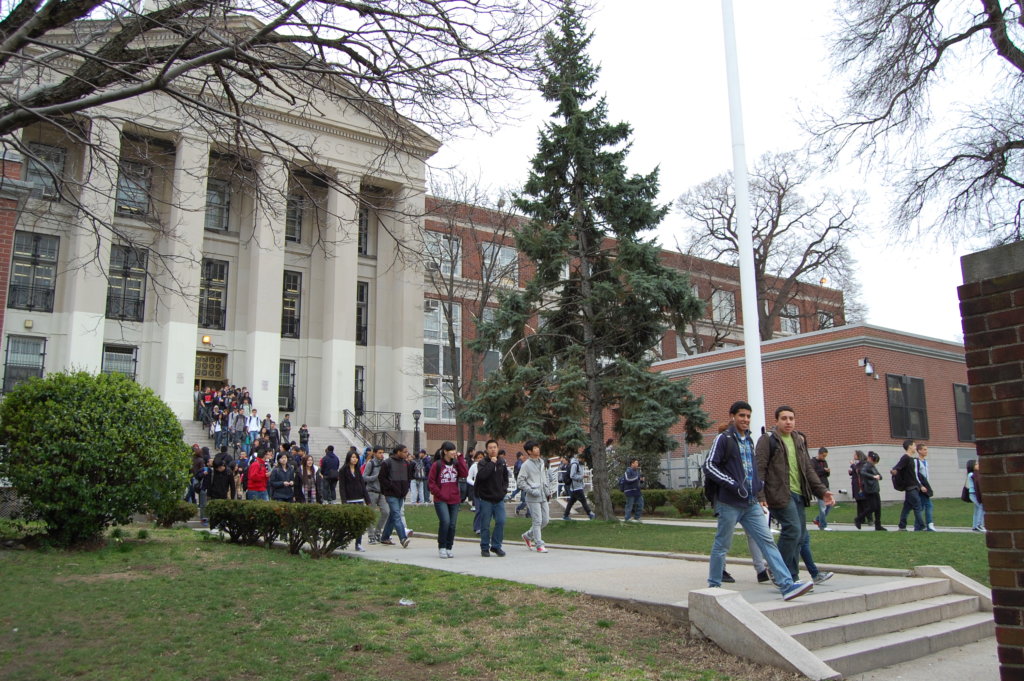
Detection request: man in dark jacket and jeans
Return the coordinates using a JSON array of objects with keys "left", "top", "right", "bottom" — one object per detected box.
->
[
  {"left": 705, "top": 400, "right": 813, "bottom": 601},
  {"left": 756, "top": 406, "right": 835, "bottom": 585},
  {"left": 379, "top": 445, "right": 414, "bottom": 547},
  {"left": 475, "top": 439, "right": 509, "bottom": 557}
]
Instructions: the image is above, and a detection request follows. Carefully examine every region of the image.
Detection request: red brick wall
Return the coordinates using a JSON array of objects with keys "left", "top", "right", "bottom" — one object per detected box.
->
[
  {"left": 957, "top": 248, "right": 1024, "bottom": 681},
  {"left": 659, "top": 325, "right": 968, "bottom": 451},
  {"left": 0, "top": 157, "right": 23, "bottom": 344}
]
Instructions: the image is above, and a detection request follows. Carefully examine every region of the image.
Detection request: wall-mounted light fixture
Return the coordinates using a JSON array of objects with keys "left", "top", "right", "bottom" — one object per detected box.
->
[
  {"left": 23, "top": 319, "right": 33, "bottom": 329},
  {"left": 858, "top": 356, "right": 875, "bottom": 377},
  {"left": 202, "top": 335, "right": 212, "bottom": 346}
]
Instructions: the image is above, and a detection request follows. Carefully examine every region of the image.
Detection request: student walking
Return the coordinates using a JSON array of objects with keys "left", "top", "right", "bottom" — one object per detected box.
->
[
  {"left": 428, "top": 442, "right": 468, "bottom": 559},
  {"left": 475, "top": 440, "right": 509, "bottom": 557},
  {"left": 517, "top": 440, "right": 552, "bottom": 553}
]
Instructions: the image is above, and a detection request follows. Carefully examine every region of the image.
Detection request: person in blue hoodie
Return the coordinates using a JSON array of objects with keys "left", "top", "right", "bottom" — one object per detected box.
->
[{"left": 704, "top": 400, "right": 813, "bottom": 602}]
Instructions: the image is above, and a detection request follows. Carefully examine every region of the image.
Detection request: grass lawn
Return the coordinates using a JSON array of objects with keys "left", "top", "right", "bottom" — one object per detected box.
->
[
  {"left": 403, "top": 505, "right": 991, "bottom": 586},
  {"left": 822, "top": 496, "right": 976, "bottom": 527},
  {"left": 0, "top": 529, "right": 801, "bottom": 681}
]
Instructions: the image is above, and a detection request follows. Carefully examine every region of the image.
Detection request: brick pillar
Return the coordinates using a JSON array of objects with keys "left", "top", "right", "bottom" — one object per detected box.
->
[
  {"left": 0, "top": 150, "right": 30, "bottom": 345},
  {"left": 958, "top": 239, "right": 1024, "bottom": 681}
]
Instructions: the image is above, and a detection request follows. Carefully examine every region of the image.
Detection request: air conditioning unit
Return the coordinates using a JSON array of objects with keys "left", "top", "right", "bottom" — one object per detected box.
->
[{"left": 424, "top": 299, "right": 439, "bottom": 312}]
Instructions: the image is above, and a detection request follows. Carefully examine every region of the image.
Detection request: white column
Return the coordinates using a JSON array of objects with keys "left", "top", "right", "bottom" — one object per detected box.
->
[
  {"left": 242, "top": 157, "right": 288, "bottom": 416},
  {"left": 152, "top": 133, "right": 209, "bottom": 417},
  {"left": 61, "top": 117, "right": 121, "bottom": 371},
  {"left": 319, "top": 176, "right": 359, "bottom": 427}
]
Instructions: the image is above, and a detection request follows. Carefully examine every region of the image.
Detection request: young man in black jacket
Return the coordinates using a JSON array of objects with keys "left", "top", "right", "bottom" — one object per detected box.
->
[
  {"left": 475, "top": 439, "right": 509, "bottom": 557},
  {"left": 379, "top": 445, "right": 414, "bottom": 548},
  {"left": 705, "top": 401, "right": 813, "bottom": 601},
  {"left": 892, "top": 439, "right": 928, "bottom": 531}
]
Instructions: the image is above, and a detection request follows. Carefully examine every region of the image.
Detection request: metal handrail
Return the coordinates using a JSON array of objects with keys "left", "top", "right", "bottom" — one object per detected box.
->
[{"left": 343, "top": 409, "right": 402, "bottom": 451}]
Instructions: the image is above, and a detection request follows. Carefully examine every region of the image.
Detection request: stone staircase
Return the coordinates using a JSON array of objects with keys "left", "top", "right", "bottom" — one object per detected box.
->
[
  {"left": 178, "top": 420, "right": 363, "bottom": 456},
  {"left": 690, "top": 566, "right": 993, "bottom": 680}
]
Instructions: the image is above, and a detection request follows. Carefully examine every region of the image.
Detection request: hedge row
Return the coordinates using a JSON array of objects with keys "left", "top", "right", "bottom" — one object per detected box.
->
[
  {"left": 206, "top": 500, "right": 375, "bottom": 558},
  {"left": 587, "top": 488, "right": 708, "bottom": 517}
]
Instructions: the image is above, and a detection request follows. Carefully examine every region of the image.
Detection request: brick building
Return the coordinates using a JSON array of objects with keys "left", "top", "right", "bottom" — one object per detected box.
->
[{"left": 655, "top": 323, "right": 973, "bottom": 501}]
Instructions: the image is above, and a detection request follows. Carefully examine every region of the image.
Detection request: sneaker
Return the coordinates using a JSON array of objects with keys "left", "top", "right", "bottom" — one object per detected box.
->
[
  {"left": 813, "top": 518, "right": 820, "bottom": 528},
  {"left": 439, "top": 548, "right": 448, "bottom": 559},
  {"left": 355, "top": 545, "right": 366, "bottom": 553},
  {"left": 928, "top": 523, "right": 936, "bottom": 531},
  {"left": 368, "top": 537, "right": 378, "bottom": 545},
  {"left": 400, "top": 537, "right": 410, "bottom": 548},
  {"left": 822, "top": 527, "right": 834, "bottom": 531},
  {"left": 588, "top": 512, "right": 596, "bottom": 520},
  {"left": 406, "top": 530, "right": 414, "bottom": 538},
  {"left": 481, "top": 548, "right": 491, "bottom": 557},
  {"left": 446, "top": 549, "right": 454, "bottom": 558},
  {"left": 721, "top": 570, "right": 736, "bottom": 584},
  {"left": 521, "top": 532, "right": 533, "bottom": 550},
  {"left": 491, "top": 547, "right": 506, "bottom": 557},
  {"left": 813, "top": 571, "right": 834, "bottom": 584},
  {"left": 379, "top": 539, "right": 394, "bottom": 545},
  {"left": 854, "top": 519, "right": 862, "bottom": 530},
  {"left": 897, "top": 527, "right": 907, "bottom": 531},
  {"left": 782, "top": 581, "right": 814, "bottom": 601},
  {"left": 757, "top": 570, "right": 771, "bottom": 584},
  {"left": 536, "top": 545, "right": 549, "bottom": 553},
  {"left": 875, "top": 527, "right": 888, "bottom": 531},
  {"left": 561, "top": 516, "right": 570, "bottom": 521}
]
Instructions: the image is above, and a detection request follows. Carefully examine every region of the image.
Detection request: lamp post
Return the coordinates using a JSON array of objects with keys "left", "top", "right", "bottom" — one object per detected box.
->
[{"left": 412, "top": 409, "right": 422, "bottom": 456}]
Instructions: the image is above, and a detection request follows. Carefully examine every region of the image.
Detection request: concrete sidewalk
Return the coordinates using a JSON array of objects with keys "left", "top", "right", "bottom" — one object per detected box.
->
[{"left": 336, "top": 532, "right": 999, "bottom": 681}]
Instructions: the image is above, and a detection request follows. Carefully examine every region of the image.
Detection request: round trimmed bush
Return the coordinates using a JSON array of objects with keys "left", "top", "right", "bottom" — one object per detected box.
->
[{"left": 0, "top": 371, "right": 191, "bottom": 546}]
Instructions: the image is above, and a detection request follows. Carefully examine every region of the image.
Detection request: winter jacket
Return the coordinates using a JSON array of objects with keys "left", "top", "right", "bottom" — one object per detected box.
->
[
  {"left": 892, "top": 454, "right": 924, "bottom": 493},
  {"left": 208, "top": 467, "right": 236, "bottom": 500},
  {"left": 320, "top": 451, "right": 341, "bottom": 479},
  {"left": 268, "top": 465, "right": 296, "bottom": 501},
  {"left": 516, "top": 457, "right": 550, "bottom": 502},
  {"left": 704, "top": 424, "right": 763, "bottom": 509},
  {"left": 811, "top": 457, "right": 830, "bottom": 489},
  {"left": 755, "top": 428, "right": 827, "bottom": 508},
  {"left": 568, "top": 457, "right": 586, "bottom": 492},
  {"left": 622, "top": 466, "right": 643, "bottom": 497},
  {"left": 859, "top": 461, "right": 881, "bottom": 495},
  {"left": 363, "top": 456, "right": 383, "bottom": 493},
  {"left": 474, "top": 459, "right": 510, "bottom": 503},
  {"left": 340, "top": 465, "right": 371, "bottom": 504},
  {"left": 379, "top": 455, "right": 413, "bottom": 498},
  {"left": 246, "top": 458, "right": 269, "bottom": 492},
  {"left": 429, "top": 456, "right": 468, "bottom": 504}
]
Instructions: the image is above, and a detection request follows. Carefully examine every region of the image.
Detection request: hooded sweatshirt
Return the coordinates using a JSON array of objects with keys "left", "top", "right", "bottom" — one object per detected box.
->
[
  {"left": 379, "top": 454, "right": 413, "bottom": 498},
  {"left": 516, "top": 457, "right": 550, "bottom": 502},
  {"left": 428, "top": 455, "right": 468, "bottom": 504}
]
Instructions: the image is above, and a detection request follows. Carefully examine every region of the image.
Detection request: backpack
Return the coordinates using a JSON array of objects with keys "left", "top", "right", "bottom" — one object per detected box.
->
[
  {"left": 702, "top": 437, "right": 731, "bottom": 503},
  {"left": 617, "top": 474, "right": 626, "bottom": 492},
  {"left": 891, "top": 470, "right": 907, "bottom": 492},
  {"left": 558, "top": 463, "right": 571, "bottom": 485}
]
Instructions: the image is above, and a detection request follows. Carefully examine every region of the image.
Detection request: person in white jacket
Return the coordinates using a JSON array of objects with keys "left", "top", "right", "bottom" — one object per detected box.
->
[{"left": 516, "top": 440, "right": 551, "bottom": 553}]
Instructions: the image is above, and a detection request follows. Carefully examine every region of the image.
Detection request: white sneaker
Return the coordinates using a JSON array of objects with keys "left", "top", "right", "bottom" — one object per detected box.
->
[
  {"left": 927, "top": 523, "right": 936, "bottom": 531},
  {"left": 445, "top": 549, "right": 454, "bottom": 558},
  {"left": 536, "top": 545, "right": 549, "bottom": 553},
  {"left": 406, "top": 529, "right": 414, "bottom": 537},
  {"left": 355, "top": 545, "right": 366, "bottom": 552},
  {"left": 439, "top": 548, "right": 448, "bottom": 559}
]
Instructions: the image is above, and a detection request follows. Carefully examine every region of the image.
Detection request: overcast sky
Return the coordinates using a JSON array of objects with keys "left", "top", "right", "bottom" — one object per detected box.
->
[{"left": 429, "top": 0, "right": 979, "bottom": 344}]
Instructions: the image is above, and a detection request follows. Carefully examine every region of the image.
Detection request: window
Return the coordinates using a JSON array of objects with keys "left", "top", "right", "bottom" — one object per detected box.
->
[
  {"left": 423, "top": 377, "right": 455, "bottom": 420},
  {"left": 25, "top": 142, "right": 66, "bottom": 200},
  {"left": 356, "top": 281, "right": 369, "bottom": 346},
  {"left": 281, "top": 270, "right": 301, "bottom": 338},
  {"left": 204, "top": 179, "right": 231, "bottom": 231},
  {"left": 482, "top": 242, "right": 518, "bottom": 287},
  {"left": 285, "top": 194, "right": 303, "bottom": 243},
  {"left": 780, "top": 304, "right": 800, "bottom": 334},
  {"left": 198, "top": 259, "right": 228, "bottom": 329},
  {"left": 424, "top": 231, "right": 460, "bottom": 276},
  {"left": 953, "top": 384, "right": 974, "bottom": 442},
  {"left": 886, "top": 374, "right": 929, "bottom": 440},
  {"left": 424, "top": 299, "right": 461, "bottom": 381},
  {"left": 711, "top": 290, "right": 736, "bottom": 324},
  {"left": 8, "top": 231, "right": 58, "bottom": 312},
  {"left": 3, "top": 336, "right": 45, "bottom": 393},
  {"left": 279, "top": 360, "right": 296, "bottom": 411},
  {"left": 816, "top": 310, "right": 836, "bottom": 330},
  {"left": 115, "top": 160, "right": 152, "bottom": 216},
  {"left": 101, "top": 345, "right": 137, "bottom": 380},
  {"left": 354, "top": 365, "right": 366, "bottom": 415},
  {"left": 106, "top": 245, "right": 147, "bottom": 322},
  {"left": 358, "top": 205, "right": 370, "bottom": 255},
  {"left": 480, "top": 307, "right": 509, "bottom": 376}
]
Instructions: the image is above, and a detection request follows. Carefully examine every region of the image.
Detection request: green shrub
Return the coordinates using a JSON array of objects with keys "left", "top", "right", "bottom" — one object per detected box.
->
[
  {"left": 208, "top": 500, "right": 374, "bottom": 557},
  {"left": 154, "top": 500, "right": 197, "bottom": 528},
  {"left": 668, "top": 488, "right": 707, "bottom": 517},
  {"left": 0, "top": 371, "right": 191, "bottom": 547},
  {"left": 641, "top": 489, "right": 667, "bottom": 514},
  {"left": 136, "top": 529, "right": 150, "bottom": 540},
  {"left": 0, "top": 517, "right": 48, "bottom": 542},
  {"left": 588, "top": 490, "right": 625, "bottom": 512}
]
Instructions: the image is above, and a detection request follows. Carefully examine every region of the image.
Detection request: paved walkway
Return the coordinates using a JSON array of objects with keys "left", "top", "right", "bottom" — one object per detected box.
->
[{"left": 335, "top": 529, "right": 998, "bottom": 681}]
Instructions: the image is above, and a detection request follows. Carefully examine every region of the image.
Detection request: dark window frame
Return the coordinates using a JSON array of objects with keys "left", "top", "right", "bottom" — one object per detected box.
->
[
  {"left": 356, "top": 281, "right": 369, "bottom": 346},
  {"left": 115, "top": 160, "right": 153, "bottom": 217},
  {"left": 25, "top": 142, "right": 66, "bottom": 200},
  {"left": 8, "top": 231, "right": 59, "bottom": 312},
  {"left": 354, "top": 365, "right": 365, "bottom": 415},
  {"left": 3, "top": 335, "right": 46, "bottom": 393},
  {"left": 204, "top": 178, "right": 231, "bottom": 231},
  {"left": 953, "top": 383, "right": 975, "bottom": 442},
  {"left": 281, "top": 270, "right": 301, "bottom": 338},
  {"left": 198, "top": 259, "right": 229, "bottom": 329},
  {"left": 278, "top": 359, "right": 296, "bottom": 411},
  {"left": 285, "top": 194, "right": 303, "bottom": 243},
  {"left": 101, "top": 344, "right": 138, "bottom": 380},
  {"left": 886, "top": 374, "right": 929, "bottom": 440},
  {"left": 106, "top": 244, "right": 148, "bottom": 322}
]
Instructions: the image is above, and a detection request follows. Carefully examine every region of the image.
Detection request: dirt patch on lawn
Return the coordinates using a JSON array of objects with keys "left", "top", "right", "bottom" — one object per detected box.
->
[{"left": 54, "top": 563, "right": 182, "bottom": 583}]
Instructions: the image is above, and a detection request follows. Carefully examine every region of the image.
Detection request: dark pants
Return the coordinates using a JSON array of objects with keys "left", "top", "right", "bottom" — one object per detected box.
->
[
  {"left": 434, "top": 502, "right": 460, "bottom": 550},
  {"left": 563, "top": 489, "right": 592, "bottom": 518},
  {"left": 898, "top": 488, "right": 925, "bottom": 531},
  {"left": 771, "top": 492, "right": 808, "bottom": 581},
  {"left": 865, "top": 493, "right": 882, "bottom": 528}
]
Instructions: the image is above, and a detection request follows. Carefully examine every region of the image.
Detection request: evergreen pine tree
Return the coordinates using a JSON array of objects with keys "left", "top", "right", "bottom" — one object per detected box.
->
[{"left": 470, "top": 1, "right": 709, "bottom": 519}]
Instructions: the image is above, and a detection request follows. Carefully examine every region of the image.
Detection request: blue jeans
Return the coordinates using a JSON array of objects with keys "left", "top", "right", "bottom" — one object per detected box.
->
[
  {"left": 246, "top": 490, "right": 269, "bottom": 501},
  {"left": 477, "top": 499, "right": 506, "bottom": 550},
  {"left": 709, "top": 500, "right": 795, "bottom": 593},
  {"left": 971, "top": 496, "right": 985, "bottom": 529},
  {"left": 412, "top": 480, "right": 429, "bottom": 503},
  {"left": 434, "top": 502, "right": 460, "bottom": 549},
  {"left": 816, "top": 497, "right": 832, "bottom": 528},
  {"left": 771, "top": 492, "right": 807, "bottom": 581},
  {"left": 898, "top": 488, "right": 926, "bottom": 531},
  {"left": 381, "top": 496, "right": 407, "bottom": 541},
  {"left": 624, "top": 494, "right": 644, "bottom": 520},
  {"left": 921, "top": 495, "right": 934, "bottom": 526}
]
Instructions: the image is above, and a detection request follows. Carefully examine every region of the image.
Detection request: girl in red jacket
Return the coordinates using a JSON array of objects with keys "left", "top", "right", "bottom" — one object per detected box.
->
[
  {"left": 245, "top": 451, "right": 271, "bottom": 501},
  {"left": 428, "top": 441, "right": 468, "bottom": 559}
]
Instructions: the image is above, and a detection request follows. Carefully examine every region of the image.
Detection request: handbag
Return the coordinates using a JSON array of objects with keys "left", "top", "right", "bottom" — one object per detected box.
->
[{"left": 961, "top": 483, "right": 971, "bottom": 503}]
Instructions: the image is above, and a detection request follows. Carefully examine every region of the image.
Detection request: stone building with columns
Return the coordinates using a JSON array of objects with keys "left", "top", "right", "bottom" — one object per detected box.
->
[{"left": 3, "top": 61, "right": 436, "bottom": 430}]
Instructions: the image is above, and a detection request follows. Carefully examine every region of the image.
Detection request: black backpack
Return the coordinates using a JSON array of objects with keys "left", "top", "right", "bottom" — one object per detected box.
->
[
  {"left": 702, "top": 437, "right": 731, "bottom": 503},
  {"left": 558, "top": 463, "right": 571, "bottom": 485}
]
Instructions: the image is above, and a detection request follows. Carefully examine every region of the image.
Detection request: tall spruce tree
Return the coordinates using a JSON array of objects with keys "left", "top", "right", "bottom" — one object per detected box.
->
[{"left": 469, "top": 1, "right": 709, "bottom": 519}]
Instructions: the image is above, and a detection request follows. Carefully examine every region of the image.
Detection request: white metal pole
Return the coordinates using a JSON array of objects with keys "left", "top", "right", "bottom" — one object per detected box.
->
[{"left": 721, "top": 0, "right": 766, "bottom": 436}]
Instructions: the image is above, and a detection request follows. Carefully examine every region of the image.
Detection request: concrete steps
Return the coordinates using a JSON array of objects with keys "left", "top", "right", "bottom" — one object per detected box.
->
[{"left": 754, "top": 574, "right": 993, "bottom": 679}]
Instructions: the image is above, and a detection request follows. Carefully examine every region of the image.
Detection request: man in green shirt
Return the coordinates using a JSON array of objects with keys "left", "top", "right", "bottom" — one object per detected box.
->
[{"left": 755, "top": 406, "right": 835, "bottom": 584}]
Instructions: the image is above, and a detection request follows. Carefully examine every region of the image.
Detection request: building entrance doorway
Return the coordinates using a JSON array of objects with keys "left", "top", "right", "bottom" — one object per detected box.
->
[{"left": 195, "top": 352, "right": 228, "bottom": 391}]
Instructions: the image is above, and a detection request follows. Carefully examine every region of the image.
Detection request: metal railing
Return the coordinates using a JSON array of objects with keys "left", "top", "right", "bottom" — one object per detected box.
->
[
  {"left": 198, "top": 303, "right": 226, "bottom": 329},
  {"left": 343, "top": 409, "right": 401, "bottom": 451},
  {"left": 105, "top": 295, "right": 145, "bottom": 322},
  {"left": 8, "top": 284, "right": 54, "bottom": 312}
]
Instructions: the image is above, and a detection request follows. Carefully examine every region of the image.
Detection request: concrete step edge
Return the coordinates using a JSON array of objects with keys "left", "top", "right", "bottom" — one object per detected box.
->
[
  {"left": 757, "top": 578, "right": 952, "bottom": 627},
  {"left": 785, "top": 594, "right": 981, "bottom": 650},
  {"left": 816, "top": 613, "right": 995, "bottom": 677}
]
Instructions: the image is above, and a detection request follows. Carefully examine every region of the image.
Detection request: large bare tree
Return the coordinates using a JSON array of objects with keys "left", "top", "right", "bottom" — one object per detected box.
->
[
  {"left": 420, "top": 171, "right": 521, "bottom": 454},
  {"left": 676, "top": 151, "right": 863, "bottom": 341},
  {"left": 816, "top": 0, "right": 1024, "bottom": 244}
]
